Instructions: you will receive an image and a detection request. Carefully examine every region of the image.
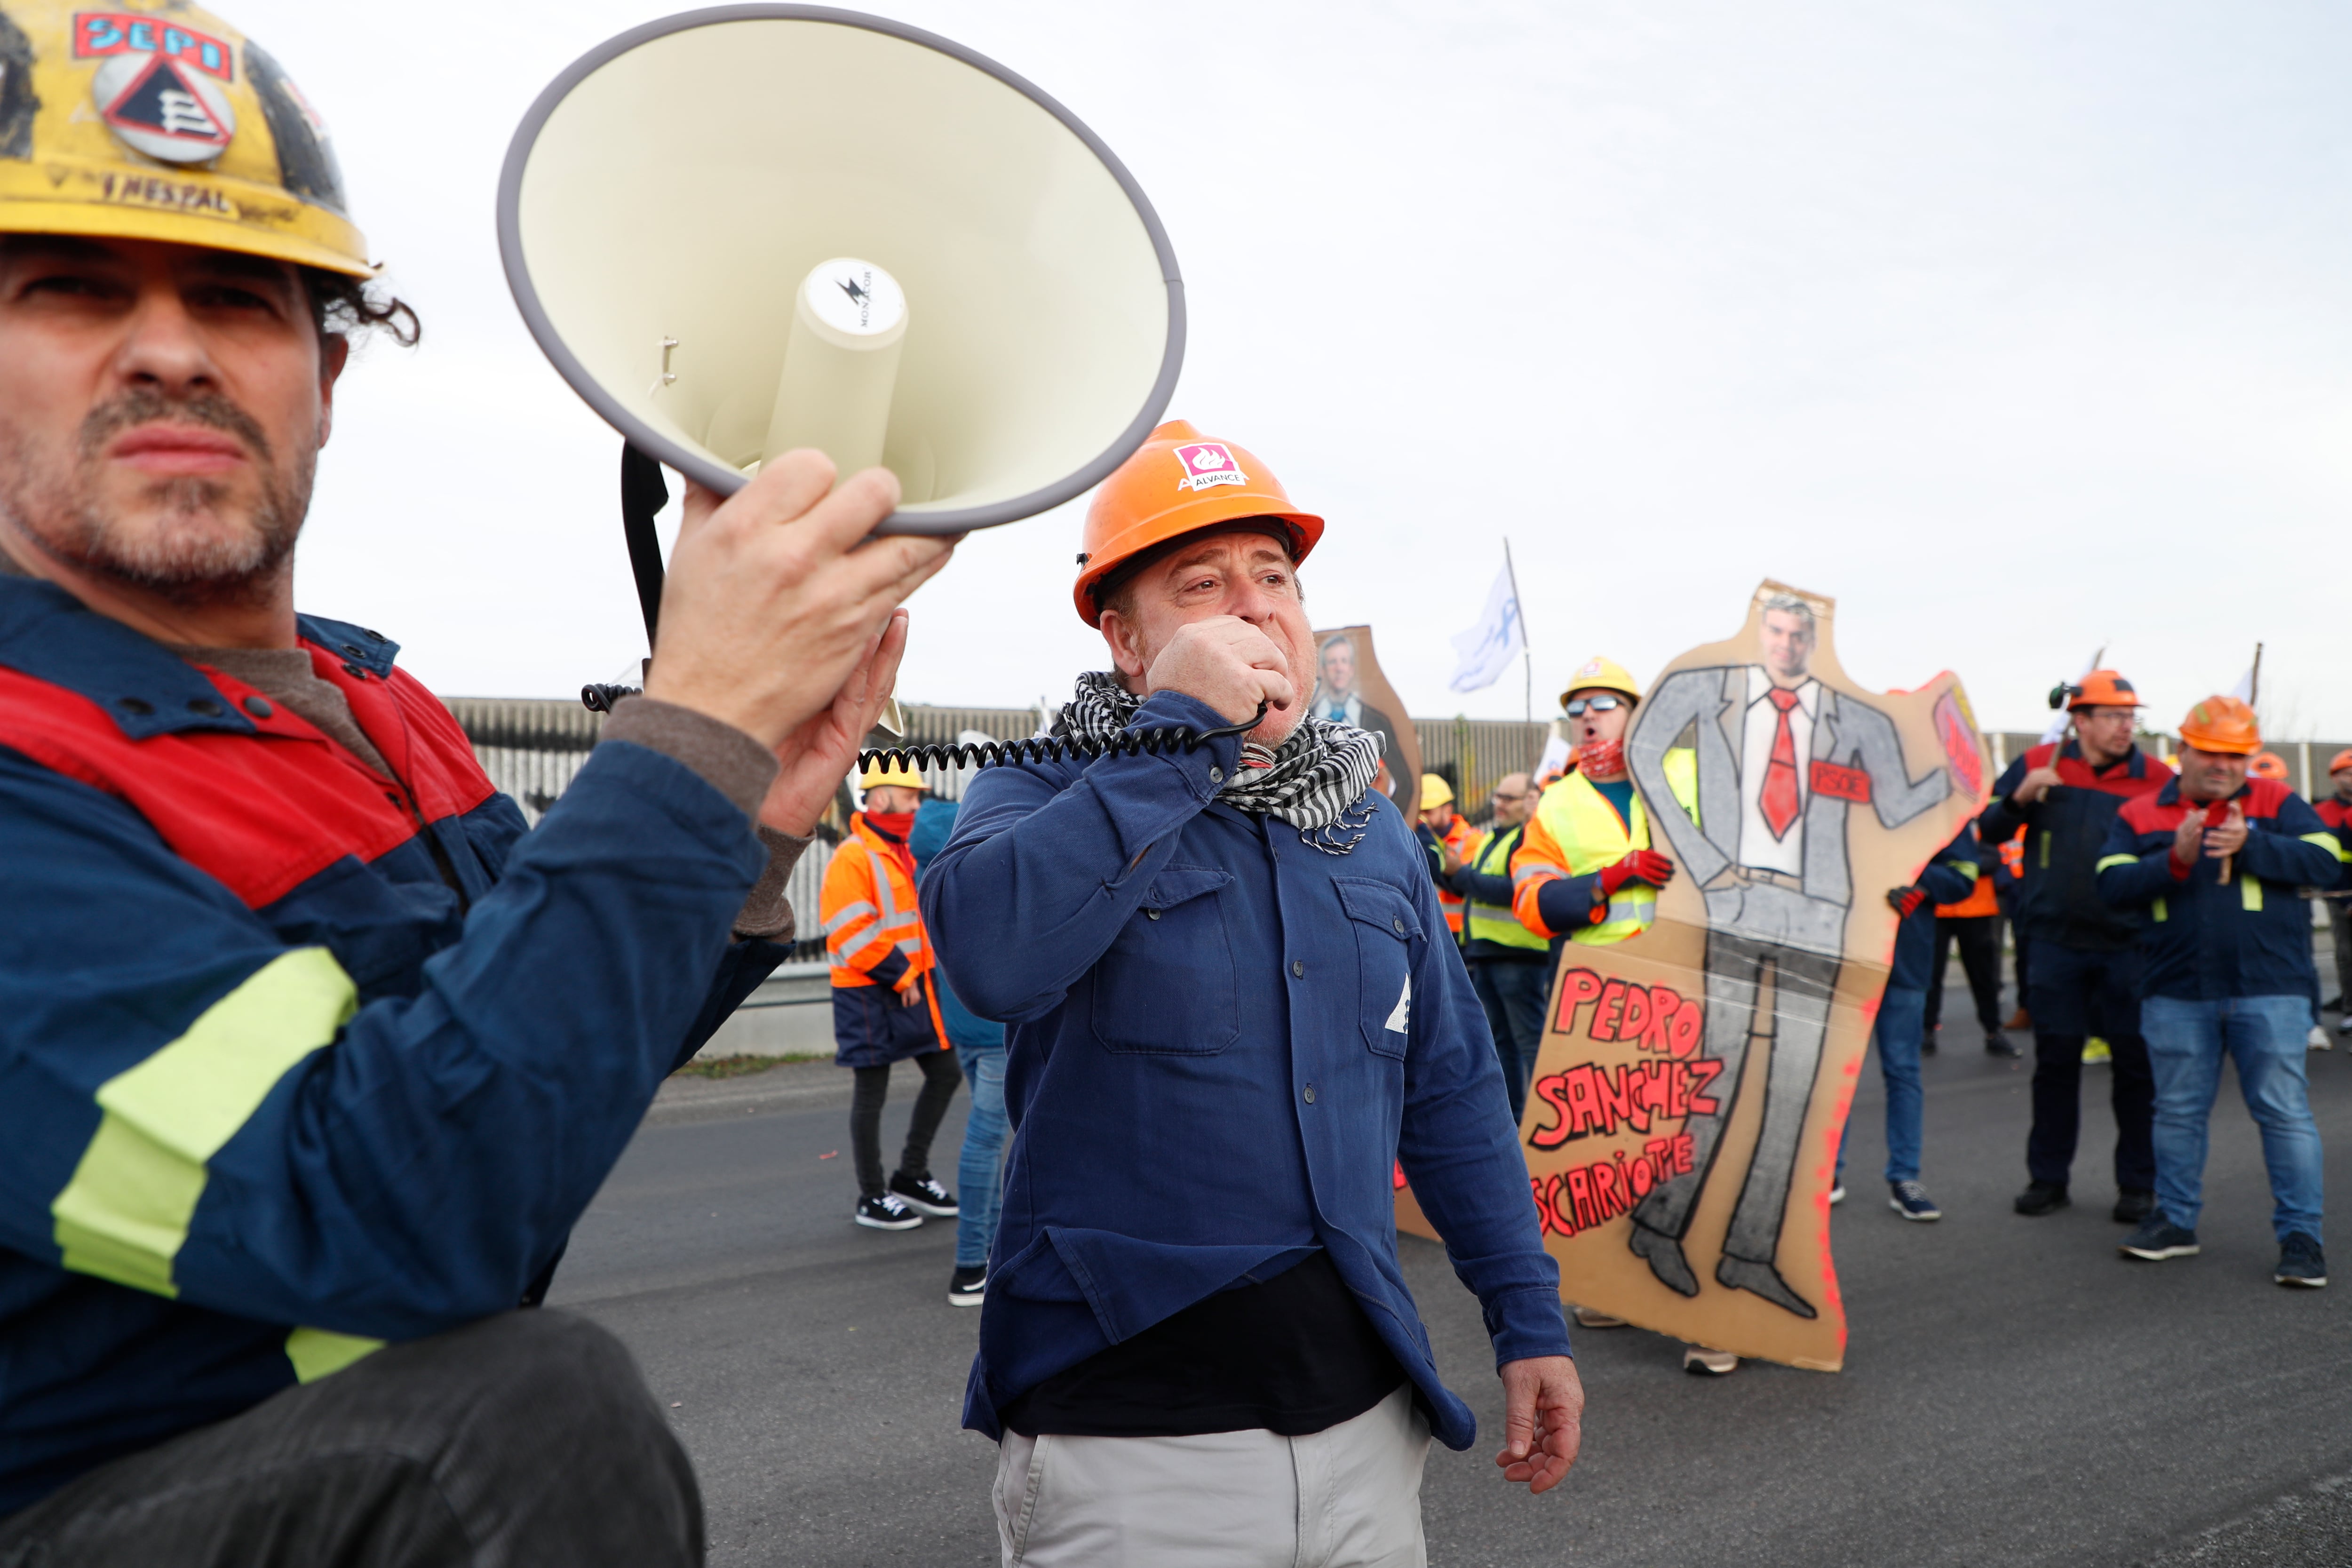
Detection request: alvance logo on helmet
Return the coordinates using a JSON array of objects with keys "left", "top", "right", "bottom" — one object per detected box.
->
[{"left": 0, "top": 0, "right": 370, "bottom": 276}]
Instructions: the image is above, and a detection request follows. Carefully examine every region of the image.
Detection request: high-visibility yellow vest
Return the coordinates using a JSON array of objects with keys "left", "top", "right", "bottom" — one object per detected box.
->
[
  {"left": 1529, "top": 750, "right": 1700, "bottom": 946},
  {"left": 1465, "top": 823, "right": 1548, "bottom": 951}
]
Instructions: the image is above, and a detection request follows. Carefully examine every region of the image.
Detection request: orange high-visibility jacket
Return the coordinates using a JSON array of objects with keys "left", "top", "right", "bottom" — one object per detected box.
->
[
  {"left": 820, "top": 814, "right": 948, "bottom": 1066},
  {"left": 1426, "top": 811, "right": 1481, "bottom": 938}
]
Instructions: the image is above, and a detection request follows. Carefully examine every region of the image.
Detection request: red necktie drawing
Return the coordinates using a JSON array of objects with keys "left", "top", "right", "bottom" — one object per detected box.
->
[{"left": 1760, "top": 687, "right": 1802, "bottom": 839}]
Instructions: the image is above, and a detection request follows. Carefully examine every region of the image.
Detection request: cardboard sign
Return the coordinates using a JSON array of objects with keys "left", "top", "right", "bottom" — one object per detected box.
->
[
  {"left": 1310, "top": 625, "right": 1421, "bottom": 802},
  {"left": 1399, "top": 580, "right": 1990, "bottom": 1370}
]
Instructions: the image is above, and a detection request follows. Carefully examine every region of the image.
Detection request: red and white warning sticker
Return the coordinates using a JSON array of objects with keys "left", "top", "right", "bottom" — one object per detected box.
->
[
  {"left": 1172, "top": 441, "right": 1246, "bottom": 493},
  {"left": 92, "top": 49, "right": 237, "bottom": 164}
]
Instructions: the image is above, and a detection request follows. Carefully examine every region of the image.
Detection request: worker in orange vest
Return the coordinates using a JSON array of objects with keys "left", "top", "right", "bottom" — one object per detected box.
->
[
  {"left": 1924, "top": 816, "right": 2023, "bottom": 1057},
  {"left": 1416, "top": 774, "right": 1480, "bottom": 942},
  {"left": 822, "top": 760, "right": 961, "bottom": 1232}
]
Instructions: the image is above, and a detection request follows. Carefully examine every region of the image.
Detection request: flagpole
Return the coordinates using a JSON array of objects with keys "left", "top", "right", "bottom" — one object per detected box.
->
[{"left": 1503, "top": 536, "right": 1530, "bottom": 723}]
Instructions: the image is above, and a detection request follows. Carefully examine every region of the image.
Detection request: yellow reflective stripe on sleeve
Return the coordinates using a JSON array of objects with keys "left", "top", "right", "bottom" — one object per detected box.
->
[
  {"left": 2096, "top": 854, "right": 2140, "bottom": 873},
  {"left": 50, "top": 948, "right": 358, "bottom": 1298},
  {"left": 2039, "top": 832, "right": 2050, "bottom": 868},
  {"left": 1947, "top": 860, "right": 1979, "bottom": 883},
  {"left": 2152, "top": 897, "right": 2167, "bottom": 923},
  {"left": 286, "top": 1326, "right": 383, "bottom": 1383},
  {"left": 2241, "top": 876, "right": 2263, "bottom": 913},
  {"left": 2299, "top": 830, "right": 2347, "bottom": 861}
]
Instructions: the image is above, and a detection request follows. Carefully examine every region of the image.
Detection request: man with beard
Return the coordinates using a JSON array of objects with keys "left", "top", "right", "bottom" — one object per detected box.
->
[
  {"left": 0, "top": 5, "right": 954, "bottom": 1559},
  {"left": 924, "top": 421, "right": 1578, "bottom": 1565}
]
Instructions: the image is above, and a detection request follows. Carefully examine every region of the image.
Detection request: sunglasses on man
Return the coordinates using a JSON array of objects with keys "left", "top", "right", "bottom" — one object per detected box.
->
[{"left": 1562, "top": 694, "right": 1626, "bottom": 717}]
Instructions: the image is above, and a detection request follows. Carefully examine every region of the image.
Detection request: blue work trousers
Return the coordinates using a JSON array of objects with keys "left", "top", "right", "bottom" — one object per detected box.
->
[
  {"left": 1468, "top": 956, "right": 1548, "bottom": 1124},
  {"left": 1841, "top": 985, "right": 1926, "bottom": 1186},
  {"left": 954, "top": 1044, "right": 1009, "bottom": 1269},
  {"left": 2141, "top": 995, "right": 2324, "bottom": 1242}
]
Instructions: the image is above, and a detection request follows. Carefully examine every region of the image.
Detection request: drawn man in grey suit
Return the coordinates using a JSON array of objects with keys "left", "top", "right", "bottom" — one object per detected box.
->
[{"left": 1624, "top": 595, "right": 1948, "bottom": 1317}]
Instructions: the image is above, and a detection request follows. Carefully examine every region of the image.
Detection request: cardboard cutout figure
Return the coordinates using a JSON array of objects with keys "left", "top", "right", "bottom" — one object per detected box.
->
[
  {"left": 1311, "top": 626, "right": 1419, "bottom": 800},
  {"left": 1398, "top": 581, "right": 1989, "bottom": 1370}
]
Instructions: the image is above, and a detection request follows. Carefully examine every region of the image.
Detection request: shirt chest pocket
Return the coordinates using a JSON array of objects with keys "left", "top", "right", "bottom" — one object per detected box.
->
[
  {"left": 1089, "top": 864, "right": 1239, "bottom": 1055},
  {"left": 1335, "top": 877, "right": 1421, "bottom": 1060}
]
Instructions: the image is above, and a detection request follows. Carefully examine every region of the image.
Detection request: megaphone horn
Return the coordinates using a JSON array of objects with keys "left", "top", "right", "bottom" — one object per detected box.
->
[{"left": 498, "top": 5, "right": 1187, "bottom": 644}]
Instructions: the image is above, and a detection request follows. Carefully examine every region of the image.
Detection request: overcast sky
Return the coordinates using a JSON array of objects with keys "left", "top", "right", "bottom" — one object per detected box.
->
[{"left": 236, "top": 0, "right": 2349, "bottom": 738}]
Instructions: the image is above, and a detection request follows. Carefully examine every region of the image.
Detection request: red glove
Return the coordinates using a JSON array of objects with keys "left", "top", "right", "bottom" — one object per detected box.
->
[
  {"left": 1599, "top": 850, "right": 1675, "bottom": 898},
  {"left": 1886, "top": 885, "right": 1928, "bottom": 918}
]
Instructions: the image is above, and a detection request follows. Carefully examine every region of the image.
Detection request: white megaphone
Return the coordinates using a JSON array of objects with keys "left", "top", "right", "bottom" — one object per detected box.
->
[{"left": 496, "top": 6, "right": 1185, "bottom": 692}]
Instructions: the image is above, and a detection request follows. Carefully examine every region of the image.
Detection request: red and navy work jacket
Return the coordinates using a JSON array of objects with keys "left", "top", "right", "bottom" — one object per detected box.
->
[
  {"left": 2314, "top": 797, "right": 2352, "bottom": 893},
  {"left": 0, "top": 575, "right": 782, "bottom": 1514},
  {"left": 1980, "top": 740, "right": 2173, "bottom": 954},
  {"left": 2095, "top": 778, "right": 2341, "bottom": 1002}
]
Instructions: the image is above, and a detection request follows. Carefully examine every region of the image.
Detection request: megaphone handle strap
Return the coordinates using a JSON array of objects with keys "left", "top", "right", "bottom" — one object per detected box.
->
[{"left": 620, "top": 444, "right": 669, "bottom": 645}]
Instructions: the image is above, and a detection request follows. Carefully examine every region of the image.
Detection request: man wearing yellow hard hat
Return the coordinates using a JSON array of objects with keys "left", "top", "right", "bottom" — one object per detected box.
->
[
  {"left": 923, "top": 420, "right": 1580, "bottom": 1558},
  {"left": 823, "top": 760, "right": 960, "bottom": 1231},
  {"left": 0, "top": 2, "right": 952, "bottom": 1552}
]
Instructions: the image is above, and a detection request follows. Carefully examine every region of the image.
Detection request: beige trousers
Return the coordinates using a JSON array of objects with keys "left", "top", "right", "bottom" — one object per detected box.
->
[{"left": 992, "top": 1384, "right": 1431, "bottom": 1568}]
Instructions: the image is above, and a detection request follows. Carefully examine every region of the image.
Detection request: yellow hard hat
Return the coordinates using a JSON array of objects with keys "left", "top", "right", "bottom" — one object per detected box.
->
[
  {"left": 1559, "top": 655, "right": 1640, "bottom": 710},
  {"left": 1419, "top": 773, "right": 1454, "bottom": 810},
  {"left": 857, "top": 760, "right": 929, "bottom": 792},
  {"left": 0, "top": 2, "right": 371, "bottom": 276}
]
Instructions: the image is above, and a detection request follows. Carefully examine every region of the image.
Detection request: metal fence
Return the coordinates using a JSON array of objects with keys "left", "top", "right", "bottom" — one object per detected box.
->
[{"left": 441, "top": 697, "right": 2350, "bottom": 955}]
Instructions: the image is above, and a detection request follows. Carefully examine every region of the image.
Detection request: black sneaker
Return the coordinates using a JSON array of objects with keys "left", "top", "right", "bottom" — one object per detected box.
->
[
  {"left": 2014, "top": 1181, "right": 2070, "bottom": 1217},
  {"left": 2276, "top": 1233, "right": 2328, "bottom": 1289},
  {"left": 1921, "top": 1027, "right": 1939, "bottom": 1057},
  {"left": 2112, "top": 1188, "right": 2155, "bottom": 1225},
  {"left": 1889, "top": 1181, "right": 1942, "bottom": 1222},
  {"left": 1985, "top": 1032, "right": 2024, "bottom": 1059},
  {"left": 855, "top": 1193, "right": 923, "bottom": 1231},
  {"left": 889, "top": 1171, "right": 958, "bottom": 1218},
  {"left": 948, "top": 1264, "right": 988, "bottom": 1307},
  {"left": 2120, "top": 1216, "right": 2200, "bottom": 1260}
]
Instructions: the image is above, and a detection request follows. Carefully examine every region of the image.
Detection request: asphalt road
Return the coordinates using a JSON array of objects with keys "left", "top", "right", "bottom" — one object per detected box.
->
[{"left": 551, "top": 997, "right": 2352, "bottom": 1567}]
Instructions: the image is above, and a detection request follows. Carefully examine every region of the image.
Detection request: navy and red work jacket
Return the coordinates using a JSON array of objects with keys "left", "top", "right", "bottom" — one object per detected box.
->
[
  {"left": 1976, "top": 748, "right": 2173, "bottom": 959},
  {"left": 2094, "top": 778, "right": 2340, "bottom": 1002},
  {"left": 0, "top": 575, "right": 783, "bottom": 1514},
  {"left": 1980, "top": 740, "right": 2173, "bottom": 954},
  {"left": 2313, "top": 796, "right": 2352, "bottom": 893},
  {"left": 1887, "top": 821, "right": 1981, "bottom": 993}
]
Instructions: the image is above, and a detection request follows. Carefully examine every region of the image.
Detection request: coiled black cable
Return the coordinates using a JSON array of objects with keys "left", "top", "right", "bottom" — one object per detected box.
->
[{"left": 579, "top": 685, "right": 1269, "bottom": 774}]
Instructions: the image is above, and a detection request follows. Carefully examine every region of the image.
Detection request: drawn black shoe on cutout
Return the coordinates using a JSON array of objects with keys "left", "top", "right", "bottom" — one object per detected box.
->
[
  {"left": 1716, "top": 1253, "right": 1818, "bottom": 1319},
  {"left": 1628, "top": 1222, "right": 1699, "bottom": 1297}
]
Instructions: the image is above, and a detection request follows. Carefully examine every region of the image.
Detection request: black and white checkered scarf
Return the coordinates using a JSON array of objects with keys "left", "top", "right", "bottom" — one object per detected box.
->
[{"left": 1056, "top": 672, "right": 1383, "bottom": 855}]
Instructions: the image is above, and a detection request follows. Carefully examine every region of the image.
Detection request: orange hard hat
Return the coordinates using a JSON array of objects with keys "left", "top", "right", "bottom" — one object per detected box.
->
[
  {"left": 1072, "top": 420, "right": 1324, "bottom": 626},
  {"left": 2177, "top": 695, "right": 2261, "bottom": 756},
  {"left": 2249, "top": 751, "right": 2290, "bottom": 780},
  {"left": 2063, "top": 669, "right": 2142, "bottom": 710},
  {"left": 2331, "top": 748, "right": 2352, "bottom": 776}
]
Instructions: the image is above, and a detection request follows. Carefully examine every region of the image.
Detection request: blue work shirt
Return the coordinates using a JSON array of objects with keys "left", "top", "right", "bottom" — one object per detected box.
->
[{"left": 922, "top": 691, "right": 1569, "bottom": 1453}]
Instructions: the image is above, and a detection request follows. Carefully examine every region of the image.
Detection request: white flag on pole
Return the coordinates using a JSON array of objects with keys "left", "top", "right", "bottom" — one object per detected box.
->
[
  {"left": 1448, "top": 563, "right": 1525, "bottom": 695},
  {"left": 2226, "top": 666, "right": 2256, "bottom": 703}
]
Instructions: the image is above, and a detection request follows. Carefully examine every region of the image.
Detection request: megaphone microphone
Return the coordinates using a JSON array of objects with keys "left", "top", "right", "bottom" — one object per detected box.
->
[{"left": 497, "top": 5, "right": 1186, "bottom": 709}]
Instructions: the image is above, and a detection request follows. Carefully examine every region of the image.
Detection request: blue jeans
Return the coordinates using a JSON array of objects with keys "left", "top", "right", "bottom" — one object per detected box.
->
[
  {"left": 2141, "top": 995, "right": 2324, "bottom": 1242},
  {"left": 954, "top": 1044, "right": 1009, "bottom": 1269},
  {"left": 1837, "top": 986, "right": 1926, "bottom": 1185}
]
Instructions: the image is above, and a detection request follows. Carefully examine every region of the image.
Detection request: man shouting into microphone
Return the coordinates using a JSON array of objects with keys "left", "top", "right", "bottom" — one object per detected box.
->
[{"left": 924, "top": 422, "right": 1580, "bottom": 1567}]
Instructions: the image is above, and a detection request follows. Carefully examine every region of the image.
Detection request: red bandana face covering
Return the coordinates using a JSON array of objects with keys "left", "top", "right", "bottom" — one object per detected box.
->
[
  {"left": 865, "top": 810, "right": 917, "bottom": 841},
  {"left": 1575, "top": 738, "right": 1626, "bottom": 778}
]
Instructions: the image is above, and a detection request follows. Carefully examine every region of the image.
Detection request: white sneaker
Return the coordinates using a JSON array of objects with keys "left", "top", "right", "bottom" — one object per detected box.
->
[
  {"left": 1572, "top": 1305, "right": 1628, "bottom": 1329},
  {"left": 1829, "top": 1183, "right": 1847, "bottom": 1205},
  {"left": 1683, "top": 1346, "right": 1739, "bottom": 1376},
  {"left": 2309, "top": 1026, "right": 2332, "bottom": 1052}
]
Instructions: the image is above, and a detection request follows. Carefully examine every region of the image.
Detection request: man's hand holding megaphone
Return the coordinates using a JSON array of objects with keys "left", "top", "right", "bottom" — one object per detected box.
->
[{"left": 642, "top": 449, "right": 960, "bottom": 838}]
